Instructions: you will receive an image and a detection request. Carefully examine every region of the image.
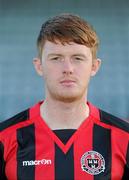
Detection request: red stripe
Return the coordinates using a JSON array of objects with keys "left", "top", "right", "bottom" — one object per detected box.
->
[
  {"left": 111, "top": 129, "right": 129, "bottom": 179},
  {"left": 4, "top": 131, "right": 17, "bottom": 180},
  {"left": 74, "top": 119, "right": 94, "bottom": 180},
  {"left": 35, "top": 122, "right": 55, "bottom": 180}
]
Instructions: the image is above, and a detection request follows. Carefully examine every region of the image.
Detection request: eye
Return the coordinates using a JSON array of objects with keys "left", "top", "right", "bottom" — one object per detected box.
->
[
  {"left": 50, "top": 56, "right": 60, "bottom": 61},
  {"left": 74, "top": 56, "right": 84, "bottom": 61}
]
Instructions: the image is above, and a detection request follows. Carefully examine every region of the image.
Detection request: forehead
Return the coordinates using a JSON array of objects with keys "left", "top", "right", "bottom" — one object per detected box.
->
[{"left": 42, "top": 40, "right": 92, "bottom": 57}]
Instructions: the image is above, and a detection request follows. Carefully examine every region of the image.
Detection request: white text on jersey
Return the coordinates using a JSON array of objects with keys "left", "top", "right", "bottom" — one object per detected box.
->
[{"left": 22, "top": 159, "right": 52, "bottom": 166}]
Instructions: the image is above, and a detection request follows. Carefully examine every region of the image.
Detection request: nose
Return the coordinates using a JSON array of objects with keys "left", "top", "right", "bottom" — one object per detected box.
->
[{"left": 62, "top": 59, "right": 74, "bottom": 75}]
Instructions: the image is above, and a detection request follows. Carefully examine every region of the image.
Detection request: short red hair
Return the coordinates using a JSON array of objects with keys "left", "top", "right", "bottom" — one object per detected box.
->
[{"left": 37, "top": 14, "right": 99, "bottom": 59}]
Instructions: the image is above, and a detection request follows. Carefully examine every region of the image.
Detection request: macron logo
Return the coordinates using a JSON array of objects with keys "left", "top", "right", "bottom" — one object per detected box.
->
[{"left": 22, "top": 159, "right": 52, "bottom": 166}]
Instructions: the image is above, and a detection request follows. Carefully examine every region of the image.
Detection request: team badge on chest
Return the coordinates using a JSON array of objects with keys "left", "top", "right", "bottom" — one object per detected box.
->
[{"left": 81, "top": 150, "right": 105, "bottom": 175}]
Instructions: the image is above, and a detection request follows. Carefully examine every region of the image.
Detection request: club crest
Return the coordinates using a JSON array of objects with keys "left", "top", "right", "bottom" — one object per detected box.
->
[{"left": 81, "top": 150, "right": 105, "bottom": 175}]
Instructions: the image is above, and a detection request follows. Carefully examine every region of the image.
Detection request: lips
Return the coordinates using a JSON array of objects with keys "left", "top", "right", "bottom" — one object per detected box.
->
[
  {"left": 60, "top": 79, "right": 76, "bottom": 86},
  {"left": 61, "top": 80, "right": 75, "bottom": 83}
]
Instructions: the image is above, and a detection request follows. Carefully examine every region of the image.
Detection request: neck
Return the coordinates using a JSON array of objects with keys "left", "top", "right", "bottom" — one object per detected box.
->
[{"left": 40, "top": 96, "right": 89, "bottom": 130}]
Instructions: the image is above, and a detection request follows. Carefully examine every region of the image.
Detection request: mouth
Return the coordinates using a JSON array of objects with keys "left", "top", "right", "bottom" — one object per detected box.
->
[{"left": 60, "top": 79, "right": 76, "bottom": 86}]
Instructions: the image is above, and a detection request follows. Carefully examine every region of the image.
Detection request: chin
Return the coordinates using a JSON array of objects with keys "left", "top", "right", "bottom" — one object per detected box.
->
[
  {"left": 58, "top": 97, "right": 78, "bottom": 103},
  {"left": 47, "top": 87, "right": 86, "bottom": 103},
  {"left": 52, "top": 93, "right": 83, "bottom": 103}
]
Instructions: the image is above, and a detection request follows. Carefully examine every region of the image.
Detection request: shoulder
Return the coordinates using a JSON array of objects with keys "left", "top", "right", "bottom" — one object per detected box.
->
[
  {"left": 0, "top": 101, "right": 42, "bottom": 134},
  {"left": 99, "top": 109, "right": 129, "bottom": 133},
  {"left": 0, "top": 109, "right": 29, "bottom": 133}
]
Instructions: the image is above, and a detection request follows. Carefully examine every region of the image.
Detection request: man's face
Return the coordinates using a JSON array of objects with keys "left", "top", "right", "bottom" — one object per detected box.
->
[{"left": 34, "top": 41, "right": 101, "bottom": 102}]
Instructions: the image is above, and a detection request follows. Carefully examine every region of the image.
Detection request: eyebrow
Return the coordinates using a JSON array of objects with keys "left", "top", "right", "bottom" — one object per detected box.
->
[
  {"left": 47, "top": 53, "right": 88, "bottom": 58},
  {"left": 47, "top": 53, "right": 62, "bottom": 58},
  {"left": 72, "top": 54, "right": 88, "bottom": 58}
]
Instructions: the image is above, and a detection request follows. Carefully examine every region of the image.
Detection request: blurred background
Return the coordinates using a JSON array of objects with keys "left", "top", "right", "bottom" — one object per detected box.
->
[{"left": 0, "top": 0, "right": 129, "bottom": 121}]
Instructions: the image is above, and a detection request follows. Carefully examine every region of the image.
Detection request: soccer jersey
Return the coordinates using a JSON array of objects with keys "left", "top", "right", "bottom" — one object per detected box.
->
[{"left": 0, "top": 101, "right": 129, "bottom": 180}]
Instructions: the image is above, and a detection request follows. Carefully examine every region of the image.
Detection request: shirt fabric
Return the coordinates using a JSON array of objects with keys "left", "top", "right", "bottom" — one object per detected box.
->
[{"left": 0, "top": 101, "right": 129, "bottom": 180}]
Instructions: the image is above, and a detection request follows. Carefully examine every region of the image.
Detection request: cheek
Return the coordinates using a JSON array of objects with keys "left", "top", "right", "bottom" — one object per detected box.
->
[
  {"left": 77, "top": 65, "right": 92, "bottom": 78},
  {"left": 43, "top": 67, "right": 59, "bottom": 82}
]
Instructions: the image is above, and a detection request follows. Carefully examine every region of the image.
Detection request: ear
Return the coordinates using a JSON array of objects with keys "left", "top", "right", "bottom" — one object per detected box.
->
[
  {"left": 33, "top": 57, "right": 43, "bottom": 76},
  {"left": 91, "top": 58, "right": 101, "bottom": 76}
]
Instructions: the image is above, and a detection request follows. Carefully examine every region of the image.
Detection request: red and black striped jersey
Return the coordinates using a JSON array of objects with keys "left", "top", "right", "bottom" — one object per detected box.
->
[{"left": 0, "top": 101, "right": 129, "bottom": 180}]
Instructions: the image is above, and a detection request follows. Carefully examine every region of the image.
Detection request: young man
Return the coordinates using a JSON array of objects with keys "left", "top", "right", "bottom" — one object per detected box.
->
[{"left": 0, "top": 14, "right": 129, "bottom": 180}]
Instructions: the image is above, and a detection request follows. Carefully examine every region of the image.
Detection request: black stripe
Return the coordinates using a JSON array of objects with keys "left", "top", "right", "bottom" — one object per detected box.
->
[
  {"left": 53, "top": 129, "right": 76, "bottom": 144},
  {"left": 55, "top": 144, "right": 74, "bottom": 180},
  {"left": 0, "top": 109, "right": 29, "bottom": 132},
  {"left": 93, "top": 124, "right": 111, "bottom": 180},
  {"left": 100, "top": 110, "right": 129, "bottom": 133},
  {"left": 0, "top": 142, "right": 7, "bottom": 180},
  {"left": 17, "top": 124, "right": 35, "bottom": 180},
  {"left": 122, "top": 142, "right": 129, "bottom": 179}
]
